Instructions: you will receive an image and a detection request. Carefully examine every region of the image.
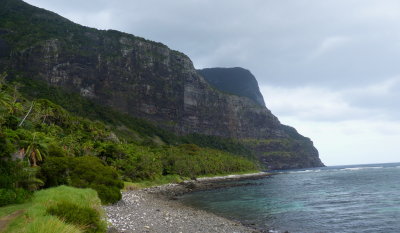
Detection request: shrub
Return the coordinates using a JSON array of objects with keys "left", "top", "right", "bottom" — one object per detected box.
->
[
  {"left": 0, "top": 188, "right": 32, "bottom": 206},
  {"left": 70, "top": 157, "right": 123, "bottom": 204},
  {"left": 40, "top": 156, "right": 123, "bottom": 204},
  {"left": 0, "top": 132, "right": 14, "bottom": 157},
  {"left": 88, "top": 184, "right": 121, "bottom": 205},
  {"left": 0, "top": 159, "right": 41, "bottom": 190},
  {"left": 47, "top": 201, "right": 106, "bottom": 233},
  {"left": 4, "top": 115, "right": 19, "bottom": 130},
  {"left": 47, "top": 143, "right": 67, "bottom": 157},
  {"left": 0, "top": 159, "right": 19, "bottom": 189},
  {"left": 0, "top": 189, "right": 17, "bottom": 206},
  {"left": 39, "top": 157, "right": 71, "bottom": 187},
  {"left": 114, "top": 146, "right": 163, "bottom": 181},
  {"left": 161, "top": 145, "right": 258, "bottom": 178},
  {"left": 0, "top": 159, "right": 37, "bottom": 206},
  {"left": 127, "top": 153, "right": 163, "bottom": 180}
]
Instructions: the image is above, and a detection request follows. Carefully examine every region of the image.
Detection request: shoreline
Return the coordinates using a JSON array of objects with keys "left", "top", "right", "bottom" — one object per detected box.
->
[
  {"left": 105, "top": 172, "right": 270, "bottom": 233},
  {"left": 146, "top": 172, "right": 270, "bottom": 198}
]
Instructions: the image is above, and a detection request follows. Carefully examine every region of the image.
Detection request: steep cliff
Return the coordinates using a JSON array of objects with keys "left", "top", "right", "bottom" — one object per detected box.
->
[
  {"left": 198, "top": 67, "right": 266, "bottom": 106},
  {"left": 0, "top": 0, "right": 324, "bottom": 169},
  {"left": 198, "top": 67, "right": 323, "bottom": 169}
]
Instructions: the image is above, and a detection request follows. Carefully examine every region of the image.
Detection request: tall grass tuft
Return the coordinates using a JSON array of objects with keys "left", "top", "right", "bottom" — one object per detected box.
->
[
  {"left": 47, "top": 201, "right": 106, "bottom": 233},
  {"left": 0, "top": 186, "right": 106, "bottom": 233}
]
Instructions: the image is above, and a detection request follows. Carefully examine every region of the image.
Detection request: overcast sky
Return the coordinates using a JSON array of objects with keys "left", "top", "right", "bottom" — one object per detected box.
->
[{"left": 24, "top": 0, "right": 400, "bottom": 165}]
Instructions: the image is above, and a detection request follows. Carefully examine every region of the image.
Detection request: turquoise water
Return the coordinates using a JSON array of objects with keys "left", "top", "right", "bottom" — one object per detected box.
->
[{"left": 179, "top": 163, "right": 400, "bottom": 233}]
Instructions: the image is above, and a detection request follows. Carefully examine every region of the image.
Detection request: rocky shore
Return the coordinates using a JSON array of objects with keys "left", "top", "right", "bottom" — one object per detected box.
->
[{"left": 104, "top": 172, "right": 270, "bottom": 233}]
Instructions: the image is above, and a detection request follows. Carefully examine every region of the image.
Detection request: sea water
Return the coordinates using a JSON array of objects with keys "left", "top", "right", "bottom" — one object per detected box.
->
[{"left": 178, "top": 163, "right": 400, "bottom": 233}]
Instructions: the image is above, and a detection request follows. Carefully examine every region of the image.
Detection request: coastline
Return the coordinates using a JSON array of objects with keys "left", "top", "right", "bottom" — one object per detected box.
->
[{"left": 105, "top": 172, "right": 270, "bottom": 233}]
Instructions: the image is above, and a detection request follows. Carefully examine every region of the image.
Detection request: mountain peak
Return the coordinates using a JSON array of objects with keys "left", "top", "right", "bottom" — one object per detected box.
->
[{"left": 198, "top": 67, "right": 266, "bottom": 106}]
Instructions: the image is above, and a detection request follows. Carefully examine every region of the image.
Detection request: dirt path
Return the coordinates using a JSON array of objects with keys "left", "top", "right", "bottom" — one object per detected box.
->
[{"left": 0, "top": 210, "right": 25, "bottom": 232}]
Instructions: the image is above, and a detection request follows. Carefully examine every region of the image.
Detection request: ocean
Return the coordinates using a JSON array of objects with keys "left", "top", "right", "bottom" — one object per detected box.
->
[{"left": 178, "top": 163, "right": 400, "bottom": 233}]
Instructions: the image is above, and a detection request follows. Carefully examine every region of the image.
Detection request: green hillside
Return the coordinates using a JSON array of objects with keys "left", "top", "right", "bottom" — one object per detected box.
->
[{"left": 0, "top": 74, "right": 258, "bottom": 207}]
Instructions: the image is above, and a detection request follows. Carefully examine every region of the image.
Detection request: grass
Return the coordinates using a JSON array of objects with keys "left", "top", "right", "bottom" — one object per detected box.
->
[{"left": 0, "top": 186, "right": 106, "bottom": 233}]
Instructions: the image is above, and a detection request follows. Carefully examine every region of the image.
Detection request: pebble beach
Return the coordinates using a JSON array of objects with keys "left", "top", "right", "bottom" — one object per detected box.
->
[{"left": 104, "top": 172, "right": 269, "bottom": 233}]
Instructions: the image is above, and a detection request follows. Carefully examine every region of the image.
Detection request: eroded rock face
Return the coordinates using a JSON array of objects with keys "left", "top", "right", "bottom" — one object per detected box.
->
[
  {"left": 10, "top": 34, "right": 286, "bottom": 140},
  {"left": 0, "top": 0, "right": 324, "bottom": 169}
]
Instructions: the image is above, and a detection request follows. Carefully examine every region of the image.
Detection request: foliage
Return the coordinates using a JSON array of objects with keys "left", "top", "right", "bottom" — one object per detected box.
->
[
  {"left": 160, "top": 144, "right": 258, "bottom": 178},
  {"left": 182, "top": 133, "right": 253, "bottom": 157},
  {"left": 47, "top": 201, "right": 106, "bottom": 233},
  {"left": 0, "top": 188, "right": 31, "bottom": 207},
  {"left": 0, "top": 132, "right": 14, "bottom": 156},
  {"left": 40, "top": 156, "right": 123, "bottom": 204},
  {"left": 113, "top": 145, "right": 163, "bottom": 181},
  {"left": 111, "top": 143, "right": 257, "bottom": 182},
  {"left": 0, "top": 76, "right": 258, "bottom": 208},
  {"left": 25, "top": 135, "right": 48, "bottom": 167},
  {"left": 0, "top": 159, "right": 43, "bottom": 206}
]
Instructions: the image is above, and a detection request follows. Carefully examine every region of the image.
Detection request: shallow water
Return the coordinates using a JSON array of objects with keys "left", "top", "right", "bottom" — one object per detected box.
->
[{"left": 179, "top": 163, "right": 400, "bottom": 233}]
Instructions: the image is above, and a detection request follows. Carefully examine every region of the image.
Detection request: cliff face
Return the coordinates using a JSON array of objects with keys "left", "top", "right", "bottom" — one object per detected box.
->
[
  {"left": 0, "top": 0, "right": 324, "bottom": 169},
  {"left": 197, "top": 68, "right": 323, "bottom": 169},
  {"left": 198, "top": 67, "right": 266, "bottom": 106},
  {"left": 7, "top": 34, "right": 283, "bottom": 139}
]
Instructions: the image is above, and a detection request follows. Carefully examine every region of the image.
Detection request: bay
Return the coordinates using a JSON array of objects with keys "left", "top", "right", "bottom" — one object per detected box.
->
[{"left": 179, "top": 163, "right": 400, "bottom": 233}]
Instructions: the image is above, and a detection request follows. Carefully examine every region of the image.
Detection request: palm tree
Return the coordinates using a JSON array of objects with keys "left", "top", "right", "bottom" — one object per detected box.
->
[{"left": 25, "top": 133, "right": 48, "bottom": 167}]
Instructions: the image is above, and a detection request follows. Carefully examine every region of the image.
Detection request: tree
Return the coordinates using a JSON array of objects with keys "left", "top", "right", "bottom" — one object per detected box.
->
[{"left": 25, "top": 133, "right": 48, "bottom": 167}]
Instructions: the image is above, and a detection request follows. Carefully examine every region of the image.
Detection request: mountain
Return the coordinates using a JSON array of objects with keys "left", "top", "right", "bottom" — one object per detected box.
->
[
  {"left": 0, "top": 0, "right": 324, "bottom": 169},
  {"left": 198, "top": 67, "right": 266, "bottom": 106}
]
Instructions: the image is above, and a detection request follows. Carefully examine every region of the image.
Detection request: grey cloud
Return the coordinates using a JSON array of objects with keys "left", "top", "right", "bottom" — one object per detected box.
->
[
  {"left": 344, "top": 79, "right": 400, "bottom": 119},
  {"left": 24, "top": 0, "right": 400, "bottom": 113},
  {"left": 24, "top": 0, "right": 400, "bottom": 86}
]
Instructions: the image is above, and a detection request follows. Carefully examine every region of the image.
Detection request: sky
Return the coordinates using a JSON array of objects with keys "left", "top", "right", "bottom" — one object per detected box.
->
[{"left": 24, "top": 0, "right": 400, "bottom": 166}]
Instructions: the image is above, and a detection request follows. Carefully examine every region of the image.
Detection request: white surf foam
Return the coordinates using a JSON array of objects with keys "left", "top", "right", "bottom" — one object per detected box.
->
[{"left": 340, "top": 166, "right": 383, "bottom": 171}]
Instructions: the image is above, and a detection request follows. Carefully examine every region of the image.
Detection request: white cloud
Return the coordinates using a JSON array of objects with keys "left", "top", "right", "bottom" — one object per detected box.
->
[
  {"left": 356, "top": 1, "right": 400, "bottom": 21},
  {"left": 279, "top": 117, "right": 400, "bottom": 166},
  {"left": 260, "top": 80, "right": 400, "bottom": 165},
  {"left": 261, "top": 76, "right": 400, "bottom": 121},
  {"left": 308, "top": 36, "right": 352, "bottom": 60},
  {"left": 260, "top": 85, "right": 373, "bottom": 122}
]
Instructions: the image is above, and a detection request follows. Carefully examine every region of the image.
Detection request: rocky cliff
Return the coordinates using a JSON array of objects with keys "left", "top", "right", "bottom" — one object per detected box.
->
[
  {"left": 0, "top": 0, "right": 324, "bottom": 169},
  {"left": 198, "top": 67, "right": 266, "bottom": 106}
]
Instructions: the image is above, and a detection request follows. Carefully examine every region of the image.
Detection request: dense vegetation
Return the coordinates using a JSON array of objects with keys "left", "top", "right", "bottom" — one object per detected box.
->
[{"left": 0, "top": 74, "right": 258, "bottom": 207}]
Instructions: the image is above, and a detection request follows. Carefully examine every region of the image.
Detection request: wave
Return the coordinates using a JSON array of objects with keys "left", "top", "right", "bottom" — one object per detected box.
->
[
  {"left": 340, "top": 166, "right": 383, "bottom": 171},
  {"left": 286, "top": 169, "right": 322, "bottom": 174},
  {"left": 279, "top": 165, "right": 392, "bottom": 174}
]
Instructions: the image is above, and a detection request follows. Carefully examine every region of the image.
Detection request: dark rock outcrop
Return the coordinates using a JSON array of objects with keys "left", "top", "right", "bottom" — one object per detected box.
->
[
  {"left": 0, "top": 0, "right": 324, "bottom": 169},
  {"left": 198, "top": 67, "right": 266, "bottom": 106}
]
